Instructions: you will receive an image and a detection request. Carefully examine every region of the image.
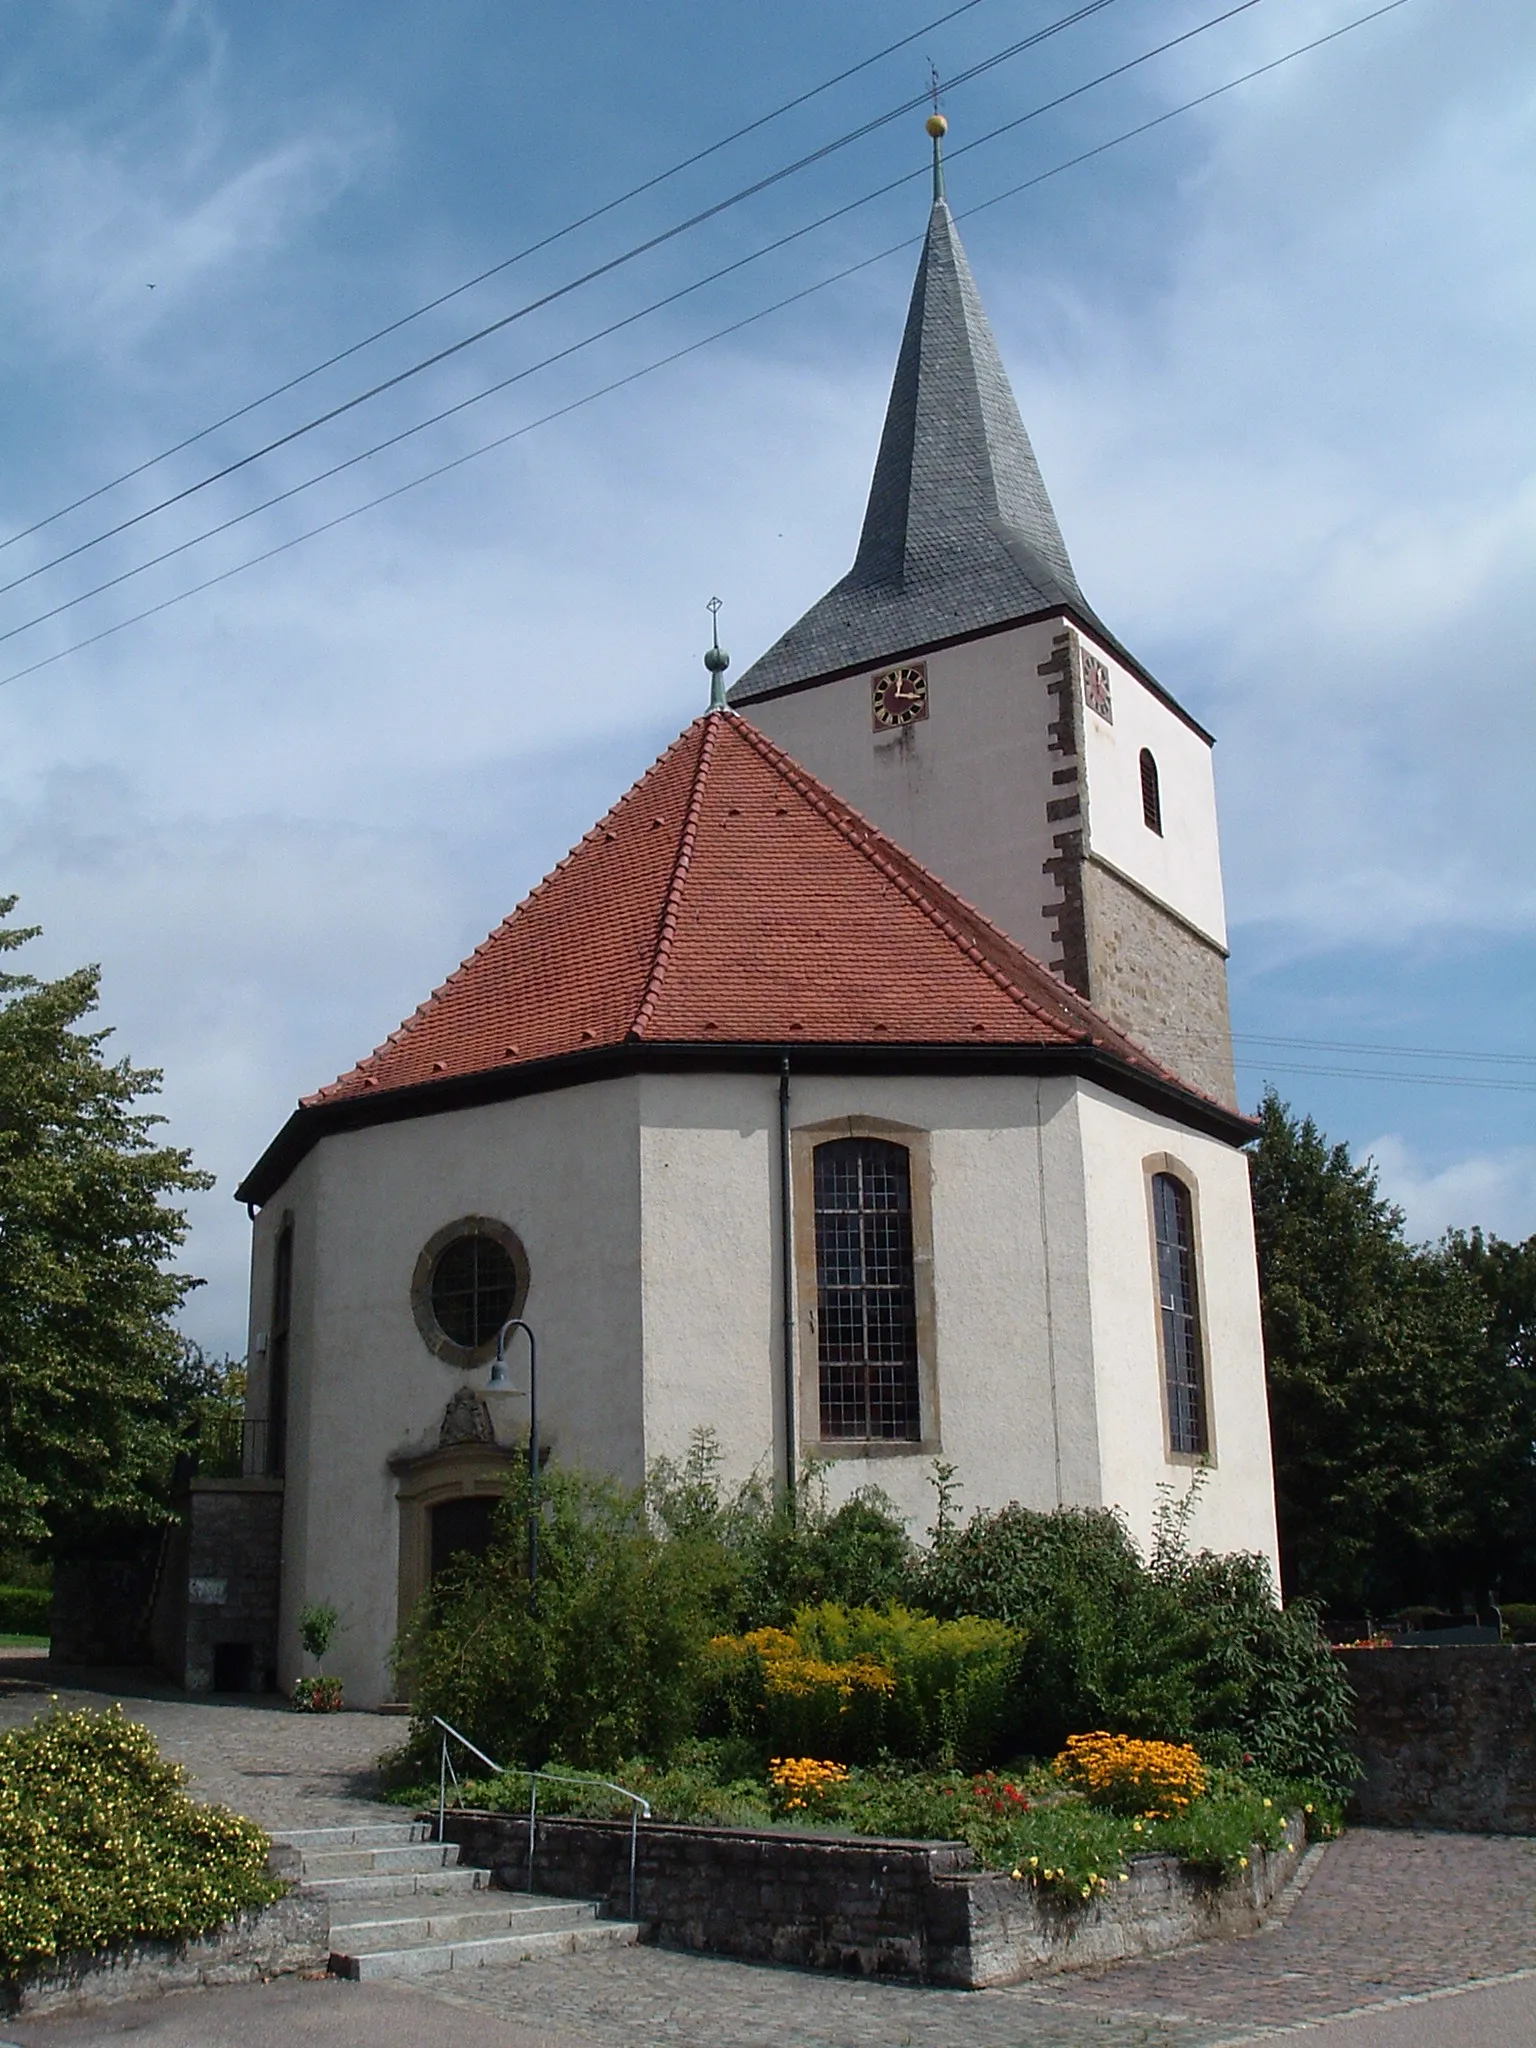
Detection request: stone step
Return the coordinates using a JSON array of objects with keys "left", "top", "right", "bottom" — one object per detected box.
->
[
  {"left": 272, "top": 1822, "right": 432, "bottom": 1850},
  {"left": 296, "top": 1842, "right": 463, "bottom": 1880},
  {"left": 330, "top": 1917, "right": 639, "bottom": 1981},
  {"left": 330, "top": 1894, "right": 600, "bottom": 1950},
  {"left": 301, "top": 1865, "right": 490, "bottom": 1904}
]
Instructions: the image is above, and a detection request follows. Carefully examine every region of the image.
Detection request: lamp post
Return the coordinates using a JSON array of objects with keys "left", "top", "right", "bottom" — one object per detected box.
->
[{"left": 489, "top": 1317, "right": 539, "bottom": 1614}]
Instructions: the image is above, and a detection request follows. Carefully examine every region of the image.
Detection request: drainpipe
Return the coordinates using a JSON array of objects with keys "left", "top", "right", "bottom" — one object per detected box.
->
[{"left": 778, "top": 1053, "right": 796, "bottom": 1511}]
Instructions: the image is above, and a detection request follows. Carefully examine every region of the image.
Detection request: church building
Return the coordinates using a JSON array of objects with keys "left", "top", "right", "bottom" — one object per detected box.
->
[{"left": 235, "top": 131, "right": 1277, "bottom": 1709}]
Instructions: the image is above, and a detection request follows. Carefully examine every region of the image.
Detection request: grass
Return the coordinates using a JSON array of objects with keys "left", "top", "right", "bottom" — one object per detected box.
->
[{"left": 0, "top": 1634, "right": 48, "bottom": 1649}]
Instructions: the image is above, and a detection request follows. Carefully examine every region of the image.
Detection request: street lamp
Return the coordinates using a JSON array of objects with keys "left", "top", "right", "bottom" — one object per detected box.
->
[{"left": 489, "top": 1317, "right": 539, "bottom": 1614}]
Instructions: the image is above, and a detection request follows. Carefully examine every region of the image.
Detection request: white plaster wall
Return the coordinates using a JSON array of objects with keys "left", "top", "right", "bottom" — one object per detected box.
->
[
  {"left": 1078, "top": 634, "right": 1228, "bottom": 950},
  {"left": 637, "top": 1069, "right": 1105, "bottom": 1539},
  {"left": 638, "top": 1072, "right": 781, "bottom": 1488},
  {"left": 249, "top": 1076, "right": 644, "bottom": 1706},
  {"left": 742, "top": 618, "right": 1069, "bottom": 963},
  {"left": 1073, "top": 1081, "right": 1278, "bottom": 1576}
]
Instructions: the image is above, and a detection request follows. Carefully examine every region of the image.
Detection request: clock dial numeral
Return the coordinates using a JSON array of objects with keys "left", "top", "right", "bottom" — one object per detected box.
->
[{"left": 871, "top": 662, "right": 929, "bottom": 731}]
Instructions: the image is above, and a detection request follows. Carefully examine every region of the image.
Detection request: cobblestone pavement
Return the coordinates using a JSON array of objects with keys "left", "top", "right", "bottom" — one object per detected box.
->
[
  {"left": 429, "top": 1829, "right": 1536, "bottom": 2048},
  {"left": 3, "top": 1657, "right": 1533, "bottom": 2046},
  {"left": 0, "top": 1653, "right": 401, "bottom": 1828}
]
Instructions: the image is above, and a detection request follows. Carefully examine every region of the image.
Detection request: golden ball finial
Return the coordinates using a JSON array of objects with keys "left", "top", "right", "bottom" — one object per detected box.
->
[{"left": 926, "top": 112, "right": 948, "bottom": 139}]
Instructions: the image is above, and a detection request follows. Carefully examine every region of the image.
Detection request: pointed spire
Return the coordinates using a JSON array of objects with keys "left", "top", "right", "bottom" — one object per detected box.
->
[{"left": 733, "top": 127, "right": 1118, "bottom": 703}]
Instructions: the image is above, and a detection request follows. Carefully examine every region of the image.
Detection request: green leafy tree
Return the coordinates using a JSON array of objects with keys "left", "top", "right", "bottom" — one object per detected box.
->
[
  {"left": 1442, "top": 1227, "right": 1536, "bottom": 1597},
  {"left": 0, "top": 897, "right": 212, "bottom": 1553},
  {"left": 1250, "top": 1091, "right": 1523, "bottom": 1614}
]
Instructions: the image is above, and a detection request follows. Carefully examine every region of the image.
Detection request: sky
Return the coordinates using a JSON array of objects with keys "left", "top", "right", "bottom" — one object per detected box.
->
[{"left": 0, "top": 0, "right": 1532, "bottom": 1360}]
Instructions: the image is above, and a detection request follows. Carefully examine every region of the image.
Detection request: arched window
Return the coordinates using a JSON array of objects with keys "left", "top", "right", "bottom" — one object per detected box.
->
[
  {"left": 1152, "top": 1172, "right": 1207, "bottom": 1455},
  {"left": 1140, "top": 748, "right": 1163, "bottom": 835},
  {"left": 813, "top": 1138, "right": 920, "bottom": 1440}
]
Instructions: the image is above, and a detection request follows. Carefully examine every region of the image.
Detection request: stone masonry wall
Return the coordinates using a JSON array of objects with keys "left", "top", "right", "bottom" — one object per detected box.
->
[
  {"left": 1338, "top": 1645, "right": 1536, "bottom": 1833},
  {"left": 1081, "top": 857, "right": 1237, "bottom": 1107},
  {"left": 440, "top": 1810, "right": 1303, "bottom": 1987},
  {"left": 5, "top": 1893, "right": 327, "bottom": 2018}
]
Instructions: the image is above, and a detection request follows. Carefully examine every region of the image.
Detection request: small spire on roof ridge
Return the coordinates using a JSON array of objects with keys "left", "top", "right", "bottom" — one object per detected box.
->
[
  {"left": 704, "top": 595, "right": 731, "bottom": 709},
  {"left": 926, "top": 106, "right": 947, "bottom": 205}
]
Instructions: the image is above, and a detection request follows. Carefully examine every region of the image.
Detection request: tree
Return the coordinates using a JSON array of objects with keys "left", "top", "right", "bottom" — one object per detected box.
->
[
  {"left": 0, "top": 897, "right": 212, "bottom": 1553},
  {"left": 1250, "top": 1091, "right": 1531, "bottom": 1615}
]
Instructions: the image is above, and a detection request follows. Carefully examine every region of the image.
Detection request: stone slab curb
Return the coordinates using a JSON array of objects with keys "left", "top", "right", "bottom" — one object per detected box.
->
[{"left": 1, "top": 1893, "right": 328, "bottom": 2019}]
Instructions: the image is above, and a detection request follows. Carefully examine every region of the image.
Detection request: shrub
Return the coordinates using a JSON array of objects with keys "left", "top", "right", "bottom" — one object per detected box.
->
[
  {"left": 1055, "top": 1732, "right": 1206, "bottom": 1816},
  {"left": 1501, "top": 1602, "right": 1536, "bottom": 1642},
  {"left": 0, "top": 1705, "right": 280, "bottom": 1984},
  {"left": 647, "top": 1433, "right": 913, "bottom": 1629},
  {"left": 703, "top": 1603, "right": 1024, "bottom": 1767},
  {"left": 0, "top": 1588, "right": 49, "bottom": 1636},
  {"left": 399, "top": 1459, "right": 714, "bottom": 1774},
  {"left": 297, "top": 1602, "right": 339, "bottom": 1665},
  {"left": 917, "top": 1489, "right": 1358, "bottom": 1794}
]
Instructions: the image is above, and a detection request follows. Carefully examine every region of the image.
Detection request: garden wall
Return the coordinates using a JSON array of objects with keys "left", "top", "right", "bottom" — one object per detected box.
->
[
  {"left": 1337, "top": 1644, "right": 1536, "bottom": 1834},
  {"left": 439, "top": 1810, "right": 1305, "bottom": 1987},
  {"left": 3, "top": 1894, "right": 327, "bottom": 2018}
]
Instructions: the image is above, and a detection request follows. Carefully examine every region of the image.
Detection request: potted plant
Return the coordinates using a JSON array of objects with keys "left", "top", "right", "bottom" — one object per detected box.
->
[{"left": 292, "top": 1600, "right": 345, "bottom": 1711}]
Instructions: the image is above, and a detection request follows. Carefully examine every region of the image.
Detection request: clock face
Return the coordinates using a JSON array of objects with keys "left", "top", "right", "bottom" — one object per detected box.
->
[
  {"left": 1082, "top": 651, "right": 1114, "bottom": 724},
  {"left": 871, "top": 662, "right": 929, "bottom": 730}
]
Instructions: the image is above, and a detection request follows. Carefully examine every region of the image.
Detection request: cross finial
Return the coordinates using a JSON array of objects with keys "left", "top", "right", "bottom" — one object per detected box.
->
[
  {"left": 704, "top": 596, "right": 730, "bottom": 709},
  {"left": 925, "top": 87, "right": 948, "bottom": 206}
]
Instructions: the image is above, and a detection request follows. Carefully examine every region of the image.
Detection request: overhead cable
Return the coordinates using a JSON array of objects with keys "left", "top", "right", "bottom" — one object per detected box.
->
[
  {"left": 0, "top": 0, "right": 1139, "bottom": 599},
  {"left": 0, "top": 0, "right": 1416, "bottom": 692},
  {"left": 0, "top": 0, "right": 1276, "bottom": 646},
  {"left": 0, "top": 0, "right": 1005, "bottom": 556}
]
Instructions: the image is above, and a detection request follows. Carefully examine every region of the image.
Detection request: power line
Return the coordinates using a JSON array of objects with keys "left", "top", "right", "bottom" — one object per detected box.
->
[
  {"left": 0, "top": 0, "right": 1416, "bottom": 693},
  {"left": 0, "top": 0, "right": 1285, "bottom": 652},
  {"left": 1235, "top": 1033, "right": 1536, "bottom": 1068},
  {"left": 0, "top": 0, "right": 1139, "bottom": 602},
  {"left": 0, "top": 0, "right": 1003, "bottom": 558},
  {"left": 1234, "top": 1058, "right": 1536, "bottom": 1095}
]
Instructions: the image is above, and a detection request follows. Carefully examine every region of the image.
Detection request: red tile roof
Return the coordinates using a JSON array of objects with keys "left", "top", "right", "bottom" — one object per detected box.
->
[{"left": 305, "top": 711, "right": 1190, "bottom": 1109}]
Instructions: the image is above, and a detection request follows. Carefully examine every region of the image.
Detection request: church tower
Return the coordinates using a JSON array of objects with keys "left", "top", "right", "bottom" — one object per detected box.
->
[{"left": 731, "top": 136, "right": 1235, "bottom": 1107}]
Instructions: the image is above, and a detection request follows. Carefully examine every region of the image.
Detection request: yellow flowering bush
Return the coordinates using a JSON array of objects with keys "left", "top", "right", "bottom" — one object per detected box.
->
[
  {"left": 0, "top": 1705, "right": 282, "bottom": 1985},
  {"left": 704, "top": 1604, "right": 1024, "bottom": 1765},
  {"left": 768, "top": 1757, "right": 850, "bottom": 1814},
  {"left": 1054, "top": 1732, "right": 1207, "bottom": 1817}
]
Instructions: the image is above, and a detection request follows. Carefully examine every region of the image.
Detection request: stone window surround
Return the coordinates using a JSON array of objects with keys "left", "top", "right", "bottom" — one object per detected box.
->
[
  {"left": 410, "top": 1214, "right": 530, "bottom": 1369},
  {"left": 1141, "top": 1152, "right": 1217, "bottom": 1468},
  {"left": 791, "top": 1113, "right": 940, "bottom": 1459}
]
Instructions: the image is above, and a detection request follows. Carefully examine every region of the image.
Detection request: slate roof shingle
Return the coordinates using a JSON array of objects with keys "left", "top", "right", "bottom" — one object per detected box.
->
[{"left": 730, "top": 197, "right": 1123, "bottom": 704}]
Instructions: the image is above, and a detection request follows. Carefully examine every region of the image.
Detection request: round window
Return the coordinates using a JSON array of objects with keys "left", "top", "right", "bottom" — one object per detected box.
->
[
  {"left": 430, "top": 1234, "right": 518, "bottom": 1349},
  {"left": 411, "top": 1218, "right": 529, "bottom": 1366}
]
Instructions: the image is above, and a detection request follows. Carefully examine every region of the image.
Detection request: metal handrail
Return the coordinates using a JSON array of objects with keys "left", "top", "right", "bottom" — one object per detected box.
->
[{"left": 431, "top": 1715, "right": 651, "bottom": 1922}]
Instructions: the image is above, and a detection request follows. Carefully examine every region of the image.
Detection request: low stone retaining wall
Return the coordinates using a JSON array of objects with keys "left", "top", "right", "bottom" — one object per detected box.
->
[
  {"left": 2, "top": 1893, "right": 328, "bottom": 2018},
  {"left": 1338, "top": 1644, "right": 1536, "bottom": 1833},
  {"left": 440, "top": 1809, "right": 1305, "bottom": 1987}
]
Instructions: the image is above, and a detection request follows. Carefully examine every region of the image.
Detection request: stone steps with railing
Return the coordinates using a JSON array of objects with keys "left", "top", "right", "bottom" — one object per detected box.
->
[{"left": 270, "top": 1821, "right": 638, "bottom": 1981}]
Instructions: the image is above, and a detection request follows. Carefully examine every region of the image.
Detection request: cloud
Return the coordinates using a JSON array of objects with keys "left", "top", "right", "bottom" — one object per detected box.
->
[
  {"left": 1367, "top": 1133, "right": 1536, "bottom": 1249},
  {"left": 2, "top": 0, "right": 1533, "bottom": 1355}
]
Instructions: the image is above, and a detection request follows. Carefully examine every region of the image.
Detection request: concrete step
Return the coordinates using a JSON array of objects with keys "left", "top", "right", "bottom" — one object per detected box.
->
[
  {"left": 272, "top": 1822, "right": 433, "bottom": 1850},
  {"left": 330, "top": 1894, "right": 601, "bottom": 1949},
  {"left": 295, "top": 1842, "right": 464, "bottom": 1880},
  {"left": 301, "top": 1865, "right": 490, "bottom": 1904},
  {"left": 330, "top": 1917, "right": 639, "bottom": 1981}
]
